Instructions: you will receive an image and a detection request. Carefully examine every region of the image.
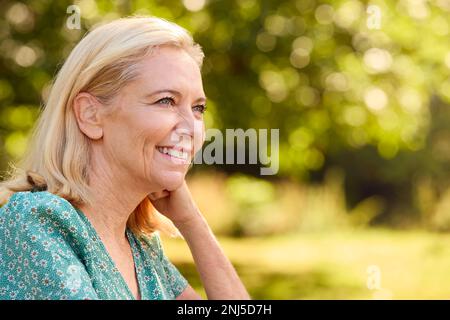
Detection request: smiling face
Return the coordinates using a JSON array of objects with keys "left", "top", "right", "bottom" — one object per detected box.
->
[{"left": 98, "top": 46, "right": 206, "bottom": 192}]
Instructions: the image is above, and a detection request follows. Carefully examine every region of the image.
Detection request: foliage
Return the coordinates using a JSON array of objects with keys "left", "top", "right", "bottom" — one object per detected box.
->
[
  {"left": 0, "top": 0, "right": 449, "bottom": 225},
  {"left": 164, "top": 228, "right": 450, "bottom": 299}
]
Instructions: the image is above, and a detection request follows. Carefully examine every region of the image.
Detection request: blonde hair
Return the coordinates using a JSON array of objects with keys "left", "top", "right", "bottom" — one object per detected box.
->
[{"left": 0, "top": 16, "right": 205, "bottom": 238}]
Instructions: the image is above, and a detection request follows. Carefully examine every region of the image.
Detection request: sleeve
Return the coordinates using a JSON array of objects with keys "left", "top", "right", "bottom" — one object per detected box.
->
[
  {"left": 153, "top": 232, "right": 189, "bottom": 299},
  {"left": 0, "top": 192, "right": 99, "bottom": 300}
]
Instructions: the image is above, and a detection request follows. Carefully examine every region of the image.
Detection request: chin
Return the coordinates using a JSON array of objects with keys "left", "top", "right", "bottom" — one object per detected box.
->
[{"left": 155, "top": 171, "right": 186, "bottom": 191}]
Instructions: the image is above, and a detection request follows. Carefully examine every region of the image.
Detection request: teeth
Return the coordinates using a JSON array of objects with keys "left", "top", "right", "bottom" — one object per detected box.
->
[{"left": 157, "top": 147, "right": 188, "bottom": 160}]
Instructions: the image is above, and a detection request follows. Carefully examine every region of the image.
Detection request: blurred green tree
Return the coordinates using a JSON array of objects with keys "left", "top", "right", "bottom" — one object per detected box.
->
[{"left": 0, "top": 0, "right": 449, "bottom": 226}]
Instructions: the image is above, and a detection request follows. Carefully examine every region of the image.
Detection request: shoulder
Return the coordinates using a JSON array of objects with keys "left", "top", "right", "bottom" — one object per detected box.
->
[
  {"left": 2, "top": 190, "right": 71, "bottom": 215},
  {"left": 0, "top": 191, "right": 98, "bottom": 299},
  {"left": 0, "top": 190, "right": 89, "bottom": 260},
  {"left": 1, "top": 190, "right": 85, "bottom": 231}
]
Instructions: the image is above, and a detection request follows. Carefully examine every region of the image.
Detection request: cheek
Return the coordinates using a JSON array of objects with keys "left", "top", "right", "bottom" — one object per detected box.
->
[{"left": 136, "top": 112, "right": 178, "bottom": 144}]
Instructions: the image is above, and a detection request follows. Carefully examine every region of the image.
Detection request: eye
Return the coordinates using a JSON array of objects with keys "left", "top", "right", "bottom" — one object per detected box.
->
[
  {"left": 193, "top": 104, "right": 207, "bottom": 114},
  {"left": 156, "top": 96, "right": 175, "bottom": 106}
]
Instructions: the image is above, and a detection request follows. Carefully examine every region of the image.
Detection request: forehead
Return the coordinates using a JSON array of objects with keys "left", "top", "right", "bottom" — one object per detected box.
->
[{"left": 136, "top": 46, "right": 204, "bottom": 94}]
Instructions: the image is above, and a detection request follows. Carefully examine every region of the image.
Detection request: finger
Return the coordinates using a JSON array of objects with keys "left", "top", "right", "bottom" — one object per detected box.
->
[
  {"left": 148, "top": 192, "right": 162, "bottom": 200},
  {"left": 159, "top": 190, "right": 170, "bottom": 198},
  {"left": 148, "top": 190, "right": 169, "bottom": 200}
]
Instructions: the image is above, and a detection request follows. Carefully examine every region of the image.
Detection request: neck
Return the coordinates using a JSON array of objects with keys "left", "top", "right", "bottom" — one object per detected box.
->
[{"left": 77, "top": 149, "right": 157, "bottom": 246}]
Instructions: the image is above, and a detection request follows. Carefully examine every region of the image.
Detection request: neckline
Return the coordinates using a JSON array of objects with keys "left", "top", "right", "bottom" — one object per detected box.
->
[{"left": 73, "top": 206, "right": 144, "bottom": 300}]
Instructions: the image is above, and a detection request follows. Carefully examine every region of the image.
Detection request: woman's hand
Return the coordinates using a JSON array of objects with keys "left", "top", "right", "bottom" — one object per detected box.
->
[
  {"left": 148, "top": 181, "right": 200, "bottom": 227},
  {"left": 150, "top": 181, "right": 251, "bottom": 300}
]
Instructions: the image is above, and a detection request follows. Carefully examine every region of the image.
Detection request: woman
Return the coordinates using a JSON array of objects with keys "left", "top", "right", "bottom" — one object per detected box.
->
[{"left": 0, "top": 16, "right": 250, "bottom": 300}]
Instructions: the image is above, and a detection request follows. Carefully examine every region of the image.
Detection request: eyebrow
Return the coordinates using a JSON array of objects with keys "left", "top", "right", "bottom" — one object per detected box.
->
[{"left": 147, "top": 89, "right": 207, "bottom": 104}]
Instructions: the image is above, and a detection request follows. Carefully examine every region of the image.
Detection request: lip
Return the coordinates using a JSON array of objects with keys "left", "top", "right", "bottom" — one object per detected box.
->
[
  {"left": 155, "top": 145, "right": 191, "bottom": 164},
  {"left": 156, "top": 145, "right": 192, "bottom": 156}
]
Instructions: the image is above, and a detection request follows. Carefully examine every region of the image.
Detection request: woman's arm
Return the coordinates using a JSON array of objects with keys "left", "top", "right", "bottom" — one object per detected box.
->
[
  {"left": 149, "top": 181, "right": 251, "bottom": 300},
  {"left": 174, "top": 209, "right": 251, "bottom": 300}
]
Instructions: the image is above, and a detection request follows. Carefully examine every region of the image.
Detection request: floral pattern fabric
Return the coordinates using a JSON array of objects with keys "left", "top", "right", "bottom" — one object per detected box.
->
[{"left": 0, "top": 190, "right": 188, "bottom": 300}]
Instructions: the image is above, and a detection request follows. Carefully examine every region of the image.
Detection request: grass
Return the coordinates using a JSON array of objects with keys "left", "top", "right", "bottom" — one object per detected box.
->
[{"left": 161, "top": 228, "right": 450, "bottom": 299}]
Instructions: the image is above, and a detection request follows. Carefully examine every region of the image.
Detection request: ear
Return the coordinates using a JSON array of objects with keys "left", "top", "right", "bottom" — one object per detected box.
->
[{"left": 73, "top": 92, "right": 104, "bottom": 140}]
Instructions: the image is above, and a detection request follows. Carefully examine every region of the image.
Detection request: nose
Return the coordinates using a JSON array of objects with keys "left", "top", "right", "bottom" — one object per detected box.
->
[
  {"left": 169, "top": 107, "right": 194, "bottom": 149},
  {"left": 174, "top": 107, "right": 195, "bottom": 138},
  {"left": 172, "top": 105, "right": 204, "bottom": 153}
]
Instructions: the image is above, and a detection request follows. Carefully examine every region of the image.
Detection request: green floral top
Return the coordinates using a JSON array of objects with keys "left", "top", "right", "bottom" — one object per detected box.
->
[{"left": 0, "top": 190, "right": 189, "bottom": 300}]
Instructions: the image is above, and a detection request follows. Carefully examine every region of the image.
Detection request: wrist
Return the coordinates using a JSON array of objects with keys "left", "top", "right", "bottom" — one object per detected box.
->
[{"left": 173, "top": 207, "right": 207, "bottom": 232}]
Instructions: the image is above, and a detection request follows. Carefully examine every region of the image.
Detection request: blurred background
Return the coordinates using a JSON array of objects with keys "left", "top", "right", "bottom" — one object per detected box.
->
[{"left": 0, "top": 0, "right": 450, "bottom": 299}]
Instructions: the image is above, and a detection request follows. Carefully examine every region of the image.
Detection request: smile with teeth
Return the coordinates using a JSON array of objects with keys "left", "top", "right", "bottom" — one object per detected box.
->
[{"left": 156, "top": 146, "right": 189, "bottom": 160}]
